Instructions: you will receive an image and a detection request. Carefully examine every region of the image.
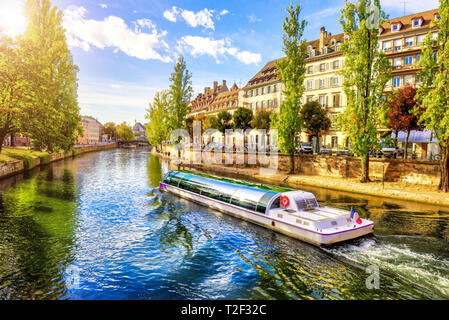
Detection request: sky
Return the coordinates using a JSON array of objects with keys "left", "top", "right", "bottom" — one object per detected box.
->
[{"left": 0, "top": 0, "right": 441, "bottom": 125}]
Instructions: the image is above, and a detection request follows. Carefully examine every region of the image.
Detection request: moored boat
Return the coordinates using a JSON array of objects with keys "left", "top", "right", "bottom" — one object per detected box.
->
[{"left": 159, "top": 170, "right": 374, "bottom": 246}]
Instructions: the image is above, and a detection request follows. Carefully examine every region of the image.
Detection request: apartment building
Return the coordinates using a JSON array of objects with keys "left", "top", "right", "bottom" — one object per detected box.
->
[
  {"left": 240, "top": 58, "right": 283, "bottom": 114},
  {"left": 302, "top": 27, "right": 347, "bottom": 149},
  {"left": 188, "top": 80, "right": 228, "bottom": 119},
  {"left": 77, "top": 116, "right": 102, "bottom": 145},
  {"left": 208, "top": 83, "right": 240, "bottom": 116},
  {"left": 380, "top": 9, "right": 440, "bottom": 92}
]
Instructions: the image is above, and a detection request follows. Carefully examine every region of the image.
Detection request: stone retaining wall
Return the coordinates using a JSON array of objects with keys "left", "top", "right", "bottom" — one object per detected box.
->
[
  {"left": 0, "top": 143, "right": 117, "bottom": 180},
  {"left": 165, "top": 147, "right": 441, "bottom": 186}
]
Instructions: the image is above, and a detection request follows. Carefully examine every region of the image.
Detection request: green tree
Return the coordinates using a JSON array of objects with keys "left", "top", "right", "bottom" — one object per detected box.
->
[
  {"left": 103, "top": 122, "right": 117, "bottom": 140},
  {"left": 216, "top": 111, "right": 233, "bottom": 133},
  {"left": 168, "top": 55, "right": 193, "bottom": 133},
  {"left": 251, "top": 110, "right": 272, "bottom": 130},
  {"left": 336, "top": 0, "right": 391, "bottom": 182},
  {"left": 20, "top": 0, "right": 81, "bottom": 152},
  {"left": 416, "top": 0, "right": 449, "bottom": 191},
  {"left": 277, "top": 2, "right": 307, "bottom": 173},
  {"left": 232, "top": 107, "right": 253, "bottom": 130},
  {"left": 116, "top": 122, "right": 135, "bottom": 141},
  {"left": 145, "top": 90, "right": 170, "bottom": 149},
  {"left": 300, "top": 101, "right": 331, "bottom": 153},
  {"left": 202, "top": 115, "right": 219, "bottom": 131},
  {"left": 0, "top": 36, "right": 31, "bottom": 153}
]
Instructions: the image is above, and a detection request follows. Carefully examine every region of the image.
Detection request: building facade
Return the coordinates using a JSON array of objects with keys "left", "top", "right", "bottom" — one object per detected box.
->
[
  {"left": 240, "top": 59, "right": 283, "bottom": 114},
  {"left": 188, "top": 80, "right": 228, "bottom": 119},
  {"left": 208, "top": 83, "right": 240, "bottom": 116},
  {"left": 77, "top": 116, "right": 102, "bottom": 145},
  {"left": 133, "top": 122, "right": 147, "bottom": 141}
]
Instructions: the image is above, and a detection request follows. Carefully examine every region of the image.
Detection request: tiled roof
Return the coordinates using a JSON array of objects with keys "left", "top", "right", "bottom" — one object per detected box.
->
[{"left": 379, "top": 8, "right": 439, "bottom": 37}]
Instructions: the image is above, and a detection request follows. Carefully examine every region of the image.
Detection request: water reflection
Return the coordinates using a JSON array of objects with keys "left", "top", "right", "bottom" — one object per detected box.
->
[{"left": 0, "top": 149, "right": 448, "bottom": 300}]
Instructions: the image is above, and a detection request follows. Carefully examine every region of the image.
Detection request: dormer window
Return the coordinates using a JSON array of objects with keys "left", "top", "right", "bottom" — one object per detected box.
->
[
  {"left": 391, "top": 23, "right": 402, "bottom": 32},
  {"left": 378, "top": 27, "right": 384, "bottom": 35},
  {"left": 412, "top": 18, "right": 423, "bottom": 28}
]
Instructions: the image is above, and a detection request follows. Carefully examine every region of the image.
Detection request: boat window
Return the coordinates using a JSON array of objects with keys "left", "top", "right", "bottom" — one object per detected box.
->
[
  {"left": 164, "top": 171, "right": 183, "bottom": 187},
  {"left": 270, "top": 197, "right": 281, "bottom": 210},
  {"left": 256, "top": 192, "right": 278, "bottom": 214},
  {"left": 230, "top": 197, "right": 258, "bottom": 211}
]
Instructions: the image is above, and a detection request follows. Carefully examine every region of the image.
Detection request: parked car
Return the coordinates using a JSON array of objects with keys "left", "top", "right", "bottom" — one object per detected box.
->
[
  {"left": 319, "top": 148, "right": 332, "bottom": 155},
  {"left": 203, "top": 142, "right": 221, "bottom": 151},
  {"left": 335, "top": 148, "right": 353, "bottom": 157},
  {"left": 380, "top": 143, "right": 403, "bottom": 158},
  {"left": 297, "top": 142, "right": 313, "bottom": 154}
]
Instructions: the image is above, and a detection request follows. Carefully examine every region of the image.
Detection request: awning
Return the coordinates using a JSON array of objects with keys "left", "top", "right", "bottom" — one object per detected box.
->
[{"left": 391, "top": 130, "right": 438, "bottom": 143}]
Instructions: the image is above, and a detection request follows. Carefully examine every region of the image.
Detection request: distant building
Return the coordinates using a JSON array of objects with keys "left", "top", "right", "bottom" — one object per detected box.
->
[
  {"left": 77, "top": 116, "right": 102, "bottom": 145},
  {"left": 188, "top": 80, "right": 228, "bottom": 118},
  {"left": 208, "top": 83, "right": 240, "bottom": 116},
  {"left": 133, "top": 122, "right": 147, "bottom": 140}
]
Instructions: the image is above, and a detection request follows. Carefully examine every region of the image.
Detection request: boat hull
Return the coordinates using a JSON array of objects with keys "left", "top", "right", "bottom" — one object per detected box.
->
[{"left": 160, "top": 183, "right": 374, "bottom": 246}]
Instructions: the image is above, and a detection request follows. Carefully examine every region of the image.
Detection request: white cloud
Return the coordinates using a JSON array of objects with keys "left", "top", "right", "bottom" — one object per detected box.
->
[
  {"left": 380, "top": 0, "right": 439, "bottom": 15},
  {"left": 100, "top": 3, "right": 107, "bottom": 9},
  {"left": 247, "top": 14, "right": 261, "bottom": 23},
  {"left": 63, "top": 6, "right": 171, "bottom": 62},
  {"left": 163, "top": 7, "right": 215, "bottom": 30},
  {"left": 220, "top": 9, "right": 229, "bottom": 16},
  {"left": 178, "top": 36, "right": 261, "bottom": 65},
  {"left": 163, "top": 6, "right": 178, "bottom": 22}
]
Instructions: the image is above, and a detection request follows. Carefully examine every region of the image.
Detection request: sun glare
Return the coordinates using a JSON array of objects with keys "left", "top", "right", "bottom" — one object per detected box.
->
[{"left": 0, "top": 0, "right": 27, "bottom": 38}]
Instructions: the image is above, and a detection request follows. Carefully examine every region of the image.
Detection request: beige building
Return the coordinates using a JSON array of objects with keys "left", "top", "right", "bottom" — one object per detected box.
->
[
  {"left": 188, "top": 80, "right": 228, "bottom": 119},
  {"left": 77, "top": 116, "right": 102, "bottom": 145},
  {"left": 240, "top": 59, "right": 283, "bottom": 114},
  {"left": 301, "top": 28, "right": 347, "bottom": 149},
  {"left": 208, "top": 83, "right": 240, "bottom": 116}
]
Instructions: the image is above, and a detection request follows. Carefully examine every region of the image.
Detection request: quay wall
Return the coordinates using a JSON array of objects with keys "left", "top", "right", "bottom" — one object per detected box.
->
[
  {"left": 0, "top": 143, "right": 117, "bottom": 180},
  {"left": 160, "top": 147, "right": 441, "bottom": 186}
]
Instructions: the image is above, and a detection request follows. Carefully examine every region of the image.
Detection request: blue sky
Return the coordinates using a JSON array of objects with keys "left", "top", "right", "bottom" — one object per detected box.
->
[{"left": 0, "top": 0, "right": 440, "bottom": 125}]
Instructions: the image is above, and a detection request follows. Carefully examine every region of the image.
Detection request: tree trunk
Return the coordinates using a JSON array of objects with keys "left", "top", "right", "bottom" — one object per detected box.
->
[
  {"left": 404, "top": 129, "right": 410, "bottom": 160},
  {"left": 440, "top": 145, "right": 449, "bottom": 192},
  {"left": 10, "top": 132, "right": 15, "bottom": 147},
  {"left": 289, "top": 151, "right": 295, "bottom": 174},
  {"left": 360, "top": 152, "right": 370, "bottom": 183},
  {"left": 0, "top": 130, "right": 7, "bottom": 153},
  {"left": 316, "top": 133, "right": 320, "bottom": 153}
]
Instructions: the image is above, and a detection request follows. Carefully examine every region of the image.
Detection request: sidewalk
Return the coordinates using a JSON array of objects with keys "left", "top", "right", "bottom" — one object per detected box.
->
[{"left": 179, "top": 162, "right": 449, "bottom": 207}]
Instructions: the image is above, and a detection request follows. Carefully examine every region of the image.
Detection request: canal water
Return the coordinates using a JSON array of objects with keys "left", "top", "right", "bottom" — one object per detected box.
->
[{"left": 0, "top": 148, "right": 448, "bottom": 300}]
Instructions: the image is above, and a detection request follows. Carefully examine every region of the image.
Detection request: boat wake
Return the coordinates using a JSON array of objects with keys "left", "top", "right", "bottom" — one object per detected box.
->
[{"left": 323, "top": 236, "right": 449, "bottom": 299}]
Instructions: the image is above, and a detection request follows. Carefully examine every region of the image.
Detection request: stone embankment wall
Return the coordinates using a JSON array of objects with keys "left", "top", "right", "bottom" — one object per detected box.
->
[
  {"left": 0, "top": 143, "right": 117, "bottom": 180},
  {"left": 159, "top": 147, "right": 441, "bottom": 186}
]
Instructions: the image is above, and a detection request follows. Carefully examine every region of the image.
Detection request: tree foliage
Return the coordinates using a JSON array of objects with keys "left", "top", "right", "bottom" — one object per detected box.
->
[
  {"left": 232, "top": 107, "right": 253, "bottom": 130},
  {"left": 216, "top": 111, "right": 233, "bottom": 133},
  {"left": 277, "top": 2, "right": 307, "bottom": 173},
  {"left": 251, "top": 110, "right": 272, "bottom": 130},
  {"left": 203, "top": 115, "right": 219, "bottom": 131},
  {"left": 336, "top": 0, "right": 391, "bottom": 182},
  {"left": 300, "top": 101, "right": 331, "bottom": 152},
  {"left": 168, "top": 55, "right": 193, "bottom": 132},
  {"left": 387, "top": 85, "right": 422, "bottom": 159},
  {"left": 103, "top": 122, "right": 117, "bottom": 140},
  {"left": 145, "top": 90, "right": 170, "bottom": 148},
  {"left": 20, "top": 0, "right": 81, "bottom": 152},
  {"left": 116, "top": 122, "right": 135, "bottom": 141},
  {"left": 416, "top": 0, "right": 449, "bottom": 191}
]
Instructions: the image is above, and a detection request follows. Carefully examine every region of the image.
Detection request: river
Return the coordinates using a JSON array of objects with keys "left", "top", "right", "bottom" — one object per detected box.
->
[{"left": 0, "top": 148, "right": 448, "bottom": 299}]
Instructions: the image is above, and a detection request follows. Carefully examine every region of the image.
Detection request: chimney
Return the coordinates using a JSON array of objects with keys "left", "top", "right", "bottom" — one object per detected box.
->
[
  {"left": 320, "top": 27, "right": 327, "bottom": 52},
  {"left": 222, "top": 80, "right": 226, "bottom": 87},
  {"left": 213, "top": 81, "right": 218, "bottom": 90}
]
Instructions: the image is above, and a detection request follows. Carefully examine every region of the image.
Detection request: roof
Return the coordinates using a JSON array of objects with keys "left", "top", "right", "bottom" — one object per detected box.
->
[
  {"left": 243, "top": 31, "right": 345, "bottom": 90},
  {"left": 379, "top": 8, "right": 439, "bottom": 37},
  {"left": 211, "top": 83, "right": 240, "bottom": 106}
]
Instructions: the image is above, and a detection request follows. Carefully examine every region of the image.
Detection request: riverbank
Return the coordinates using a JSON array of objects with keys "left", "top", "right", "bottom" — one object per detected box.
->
[
  {"left": 151, "top": 145, "right": 449, "bottom": 208},
  {"left": 0, "top": 143, "right": 117, "bottom": 180},
  {"left": 176, "top": 162, "right": 449, "bottom": 207}
]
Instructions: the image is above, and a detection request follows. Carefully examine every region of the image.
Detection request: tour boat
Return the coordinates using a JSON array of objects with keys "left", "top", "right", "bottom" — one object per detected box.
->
[{"left": 159, "top": 170, "right": 374, "bottom": 246}]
